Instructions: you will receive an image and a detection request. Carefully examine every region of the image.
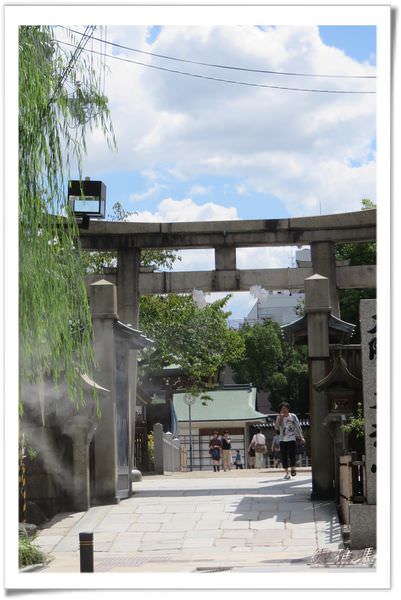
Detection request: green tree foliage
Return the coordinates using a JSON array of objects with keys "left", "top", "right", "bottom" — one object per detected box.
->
[
  {"left": 82, "top": 201, "right": 180, "bottom": 274},
  {"left": 340, "top": 403, "right": 365, "bottom": 439},
  {"left": 336, "top": 199, "right": 376, "bottom": 341},
  {"left": 229, "top": 321, "right": 283, "bottom": 391},
  {"left": 138, "top": 294, "right": 244, "bottom": 390},
  {"left": 229, "top": 320, "right": 309, "bottom": 414},
  {"left": 19, "top": 26, "right": 115, "bottom": 411},
  {"left": 340, "top": 403, "right": 365, "bottom": 455}
]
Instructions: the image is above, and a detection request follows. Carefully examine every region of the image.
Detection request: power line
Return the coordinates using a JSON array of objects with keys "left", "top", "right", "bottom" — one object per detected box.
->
[
  {"left": 49, "top": 25, "right": 96, "bottom": 107},
  {"left": 60, "top": 25, "right": 376, "bottom": 80},
  {"left": 54, "top": 38, "right": 375, "bottom": 95}
]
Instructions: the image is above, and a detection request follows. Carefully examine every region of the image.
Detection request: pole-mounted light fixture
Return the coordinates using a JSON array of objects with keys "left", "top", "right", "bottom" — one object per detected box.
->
[{"left": 68, "top": 177, "right": 106, "bottom": 228}]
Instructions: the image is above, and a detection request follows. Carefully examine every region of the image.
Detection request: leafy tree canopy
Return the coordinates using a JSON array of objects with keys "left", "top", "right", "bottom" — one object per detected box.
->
[
  {"left": 229, "top": 320, "right": 309, "bottom": 413},
  {"left": 336, "top": 199, "right": 376, "bottom": 340},
  {"left": 138, "top": 294, "right": 244, "bottom": 391},
  {"left": 336, "top": 199, "right": 376, "bottom": 266}
]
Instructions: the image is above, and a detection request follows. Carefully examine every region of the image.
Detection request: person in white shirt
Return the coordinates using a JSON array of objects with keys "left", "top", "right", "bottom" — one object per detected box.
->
[
  {"left": 248, "top": 428, "right": 266, "bottom": 468},
  {"left": 221, "top": 430, "right": 232, "bottom": 472},
  {"left": 274, "top": 402, "right": 304, "bottom": 480}
]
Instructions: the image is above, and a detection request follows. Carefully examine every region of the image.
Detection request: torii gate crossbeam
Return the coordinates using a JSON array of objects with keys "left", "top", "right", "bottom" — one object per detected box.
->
[{"left": 81, "top": 209, "right": 376, "bottom": 321}]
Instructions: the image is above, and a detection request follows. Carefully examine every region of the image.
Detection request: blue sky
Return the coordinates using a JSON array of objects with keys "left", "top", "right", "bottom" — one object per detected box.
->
[
  {"left": 69, "top": 24, "right": 376, "bottom": 318},
  {"left": 319, "top": 26, "right": 376, "bottom": 65}
]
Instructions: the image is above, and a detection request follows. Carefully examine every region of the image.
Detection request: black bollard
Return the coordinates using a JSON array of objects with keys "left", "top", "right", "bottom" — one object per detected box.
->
[{"left": 79, "top": 532, "right": 94, "bottom": 572}]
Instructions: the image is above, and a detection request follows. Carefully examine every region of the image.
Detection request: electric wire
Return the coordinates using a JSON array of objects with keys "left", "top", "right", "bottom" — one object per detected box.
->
[
  {"left": 49, "top": 26, "right": 96, "bottom": 107},
  {"left": 54, "top": 38, "right": 375, "bottom": 95},
  {"left": 59, "top": 25, "right": 376, "bottom": 80}
]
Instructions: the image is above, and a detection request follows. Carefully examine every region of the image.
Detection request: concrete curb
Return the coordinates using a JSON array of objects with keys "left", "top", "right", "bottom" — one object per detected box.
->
[{"left": 19, "top": 563, "right": 47, "bottom": 572}]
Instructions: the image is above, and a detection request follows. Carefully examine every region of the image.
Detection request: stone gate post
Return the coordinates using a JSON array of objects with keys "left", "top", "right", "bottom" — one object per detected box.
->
[
  {"left": 117, "top": 249, "right": 140, "bottom": 476},
  {"left": 305, "top": 273, "right": 334, "bottom": 499},
  {"left": 90, "top": 279, "right": 119, "bottom": 504}
]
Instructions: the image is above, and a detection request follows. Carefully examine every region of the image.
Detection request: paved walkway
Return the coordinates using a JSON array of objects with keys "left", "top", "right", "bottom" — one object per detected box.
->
[{"left": 35, "top": 469, "right": 345, "bottom": 572}]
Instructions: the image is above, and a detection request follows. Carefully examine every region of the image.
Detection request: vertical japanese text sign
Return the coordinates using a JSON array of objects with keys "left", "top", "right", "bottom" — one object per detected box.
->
[{"left": 360, "top": 299, "right": 376, "bottom": 505}]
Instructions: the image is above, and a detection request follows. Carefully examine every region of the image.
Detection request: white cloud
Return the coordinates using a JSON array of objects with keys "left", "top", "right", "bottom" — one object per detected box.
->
[
  {"left": 250, "top": 156, "right": 376, "bottom": 216},
  {"left": 188, "top": 184, "right": 211, "bottom": 196},
  {"left": 129, "top": 183, "right": 166, "bottom": 202},
  {"left": 236, "top": 246, "right": 296, "bottom": 269},
  {"left": 129, "top": 197, "right": 239, "bottom": 222},
  {"left": 173, "top": 249, "right": 215, "bottom": 271},
  {"left": 141, "top": 169, "right": 161, "bottom": 181},
  {"left": 83, "top": 25, "right": 376, "bottom": 217},
  {"left": 168, "top": 245, "right": 296, "bottom": 273}
]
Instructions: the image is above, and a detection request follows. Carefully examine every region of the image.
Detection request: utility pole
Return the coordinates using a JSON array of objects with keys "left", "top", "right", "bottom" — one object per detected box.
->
[{"left": 183, "top": 394, "right": 197, "bottom": 472}]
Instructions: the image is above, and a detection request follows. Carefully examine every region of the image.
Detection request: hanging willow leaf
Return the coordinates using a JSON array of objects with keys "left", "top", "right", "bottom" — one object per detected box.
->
[{"left": 19, "top": 25, "right": 115, "bottom": 412}]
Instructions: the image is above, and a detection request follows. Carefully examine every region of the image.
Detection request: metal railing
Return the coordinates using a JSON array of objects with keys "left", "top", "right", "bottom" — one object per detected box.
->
[{"left": 178, "top": 433, "right": 310, "bottom": 471}]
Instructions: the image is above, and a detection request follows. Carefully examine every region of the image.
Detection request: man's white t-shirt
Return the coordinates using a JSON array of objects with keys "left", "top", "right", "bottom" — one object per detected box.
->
[{"left": 276, "top": 413, "right": 303, "bottom": 442}]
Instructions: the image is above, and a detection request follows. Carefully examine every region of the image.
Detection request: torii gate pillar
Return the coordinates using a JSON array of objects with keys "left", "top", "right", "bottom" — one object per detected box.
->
[
  {"left": 305, "top": 273, "right": 334, "bottom": 500},
  {"left": 117, "top": 249, "right": 140, "bottom": 326},
  {"left": 116, "top": 249, "right": 141, "bottom": 477}
]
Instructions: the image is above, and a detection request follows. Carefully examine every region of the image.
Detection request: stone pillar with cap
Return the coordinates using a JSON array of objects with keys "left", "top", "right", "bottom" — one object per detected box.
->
[
  {"left": 305, "top": 273, "right": 334, "bottom": 500},
  {"left": 311, "top": 241, "right": 340, "bottom": 317},
  {"left": 90, "top": 279, "right": 119, "bottom": 504},
  {"left": 116, "top": 250, "right": 141, "bottom": 479}
]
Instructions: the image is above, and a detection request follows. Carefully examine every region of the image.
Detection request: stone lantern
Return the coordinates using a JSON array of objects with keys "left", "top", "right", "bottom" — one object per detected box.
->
[{"left": 313, "top": 350, "right": 362, "bottom": 501}]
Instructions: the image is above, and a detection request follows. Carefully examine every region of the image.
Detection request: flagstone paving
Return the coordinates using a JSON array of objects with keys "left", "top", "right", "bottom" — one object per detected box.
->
[{"left": 34, "top": 469, "right": 351, "bottom": 572}]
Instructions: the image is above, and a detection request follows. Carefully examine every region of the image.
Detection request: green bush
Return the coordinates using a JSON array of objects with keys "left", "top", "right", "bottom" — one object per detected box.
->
[
  {"left": 340, "top": 404, "right": 365, "bottom": 456},
  {"left": 340, "top": 405, "right": 365, "bottom": 439},
  {"left": 19, "top": 533, "right": 46, "bottom": 568}
]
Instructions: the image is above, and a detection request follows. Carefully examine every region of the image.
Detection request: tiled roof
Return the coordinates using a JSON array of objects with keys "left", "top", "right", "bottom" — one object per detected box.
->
[{"left": 173, "top": 387, "right": 268, "bottom": 422}]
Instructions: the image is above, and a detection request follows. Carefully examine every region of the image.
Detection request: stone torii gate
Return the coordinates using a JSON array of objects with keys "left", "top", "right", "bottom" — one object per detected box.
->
[{"left": 81, "top": 208, "right": 376, "bottom": 499}]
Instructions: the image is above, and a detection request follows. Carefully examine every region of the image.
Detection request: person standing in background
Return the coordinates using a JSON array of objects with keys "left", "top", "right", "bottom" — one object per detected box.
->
[
  {"left": 233, "top": 449, "right": 243, "bottom": 469},
  {"left": 221, "top": 430, "right": 232, "bottom": 472},
  {"left": 209, "top": 431, "right": 222, "bottom": 472},
  {"left": 249, "top": 428, "right": 267, "bottom": 468},
  {"left": 275, "top": 402, "right": 304, "bottom": 480},
  {"left": 247, "top": 446, "right": 256, "bottom": 469},
  {"left": 271, "top": 431, "right": 282, "bottom": 468}
]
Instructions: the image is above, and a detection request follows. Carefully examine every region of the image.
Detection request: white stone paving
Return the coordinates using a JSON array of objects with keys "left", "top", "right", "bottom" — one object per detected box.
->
[{"left": 36, "top": 471, "right": 346, "bottom": 572}]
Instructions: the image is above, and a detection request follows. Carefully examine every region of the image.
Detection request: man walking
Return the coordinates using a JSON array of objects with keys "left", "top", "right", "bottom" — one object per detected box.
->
[{"left": 275, "top": 402, "right": 304, "bottom": 479}]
